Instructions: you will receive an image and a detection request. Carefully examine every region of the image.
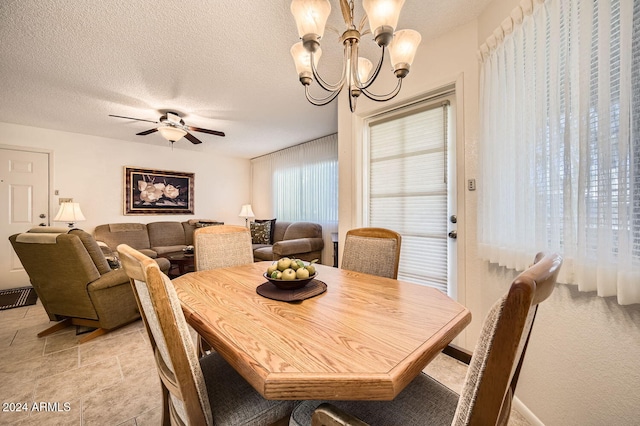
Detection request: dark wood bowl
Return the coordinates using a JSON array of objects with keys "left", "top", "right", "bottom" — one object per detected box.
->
[{"left": 263, "top": 272, "right": 317, "bottom": 290}]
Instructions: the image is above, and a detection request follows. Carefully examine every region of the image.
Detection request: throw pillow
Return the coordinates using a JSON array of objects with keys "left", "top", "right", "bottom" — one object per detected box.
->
[
  {"left": 255, "top": 218, "right": 277, "bottom": 244},
  {"left": 250, "top": 221, "right": 271, "bottom": 245},
  {"left": 196, "top": 221, "right": 224, "bottom": 228}
]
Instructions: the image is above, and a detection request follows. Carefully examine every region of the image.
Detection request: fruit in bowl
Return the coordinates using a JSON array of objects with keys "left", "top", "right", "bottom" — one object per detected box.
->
[{"left": 264, "top": 257, "right": 318, "bottom": 290}]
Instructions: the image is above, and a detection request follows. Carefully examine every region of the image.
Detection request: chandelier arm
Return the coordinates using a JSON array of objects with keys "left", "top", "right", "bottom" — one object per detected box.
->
[
  {"left": 358, "top": 14, "right": 368, "bottom": 33},
  {"left": 359, "top": 45, "right": 386, "bottom": 89},
  {"left": 361, "top": 78, "right": 403, "bottom": 102},
  {"left": 311, "top": 46, "right": 348, "bottom": 92},
  {"left": 305, "top": 85, "right": 342, "bottom": 106}
]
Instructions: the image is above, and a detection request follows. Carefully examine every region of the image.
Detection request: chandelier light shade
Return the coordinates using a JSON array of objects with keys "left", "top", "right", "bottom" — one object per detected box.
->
[
  {"left": 291, "top": 42, "right": 323, "bottom": 84},
  {"left": 54, "top": 202, "right": 86, "bottom": 228},
  {"left": 290, "top": 0, "right": 332, "bottom": 40},
  {"left": 290, "top": 0, "right": 420, "bottom": 112},
  {"left": 157, "top": 125, "right": 187, "bottom": 143}
]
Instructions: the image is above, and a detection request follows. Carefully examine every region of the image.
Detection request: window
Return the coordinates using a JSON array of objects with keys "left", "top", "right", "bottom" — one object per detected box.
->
[
  {"left": 478, "top": 0, "right": 639, "bottom": 304},
  {"left": 251, "top": 134, "right": 338, "bottom": 260}
]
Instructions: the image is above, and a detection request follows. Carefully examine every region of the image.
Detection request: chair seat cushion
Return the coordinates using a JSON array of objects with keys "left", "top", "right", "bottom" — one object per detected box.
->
[
  {"left": 289, "top": 373, "right": 458, "bottom": 426},
  {"left": 200, "top": 352, "right": 296, "bottom": 425}
]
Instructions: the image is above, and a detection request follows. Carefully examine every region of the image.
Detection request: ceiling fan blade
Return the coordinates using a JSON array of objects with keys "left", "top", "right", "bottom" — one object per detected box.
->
[
  {"left": 184, "top": 132, "right": 203, "bottom": 144},
  {"left": 187, "top": 126, "right": 225, "bottom": 137},
  {"left": 136, "top": 128, "right": 158, "bottom": 136},
  {"left": 109, "top": 114, "right": 158, "bottom": 124}
]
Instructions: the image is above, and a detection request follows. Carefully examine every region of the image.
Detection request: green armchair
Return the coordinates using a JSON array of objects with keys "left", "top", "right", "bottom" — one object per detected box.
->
[{"left": 9, "top": 227, "right": 170, "bottom": 343}]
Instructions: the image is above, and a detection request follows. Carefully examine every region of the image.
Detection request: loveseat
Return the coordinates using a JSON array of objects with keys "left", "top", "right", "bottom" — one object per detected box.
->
[
  {"left": 94, "top": 219, "right": 223, "bottom": 258},
  {"left": 251, "top": 220, "right": 324, "bottom": 262}
]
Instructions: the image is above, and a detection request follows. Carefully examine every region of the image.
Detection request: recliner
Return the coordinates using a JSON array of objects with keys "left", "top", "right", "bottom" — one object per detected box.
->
[{"left": 9, "top": 227, "right": 170, "bottom": 343}]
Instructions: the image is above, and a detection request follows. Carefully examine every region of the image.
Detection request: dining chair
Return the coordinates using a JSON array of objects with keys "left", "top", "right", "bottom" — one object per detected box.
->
[
  {"left": 340, "top": 227, "right": 402, "bottom": 279},
  {"left": 290, "top": 252, "right": 563, "bottom": 426},
  {"left": 117, "top": 244, "right": 296, "bottom": 426},
  {"left": 193, "top": 225, "right": 254, "bottom": 271}
]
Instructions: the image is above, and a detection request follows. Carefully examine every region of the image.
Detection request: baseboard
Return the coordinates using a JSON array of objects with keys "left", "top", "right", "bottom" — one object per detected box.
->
[{"left": 513, "top": 396, "right": 545, "bottom": 426}]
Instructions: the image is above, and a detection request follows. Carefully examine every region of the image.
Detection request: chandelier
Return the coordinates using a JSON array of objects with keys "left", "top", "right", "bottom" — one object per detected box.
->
[{"left": 290, "top": 0, "right": 421, "bottom": 112}]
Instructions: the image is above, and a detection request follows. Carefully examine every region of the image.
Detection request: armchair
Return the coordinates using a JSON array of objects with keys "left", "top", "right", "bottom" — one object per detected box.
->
[{"left": 9, "top": 227, "right": 169, "bottom": 343}]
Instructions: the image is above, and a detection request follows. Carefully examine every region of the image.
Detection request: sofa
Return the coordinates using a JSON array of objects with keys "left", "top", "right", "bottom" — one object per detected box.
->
[
  {"left": 94, "top": 219, "right": 223, "bottom": 258},
  {"left": 251, "top": 220, "right": 324, "bottom": 263}
]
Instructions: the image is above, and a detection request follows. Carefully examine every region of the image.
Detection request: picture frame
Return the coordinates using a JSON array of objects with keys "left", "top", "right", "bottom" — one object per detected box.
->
[{"left": 124, "top": 167, "right": 194, "bottom": 215}]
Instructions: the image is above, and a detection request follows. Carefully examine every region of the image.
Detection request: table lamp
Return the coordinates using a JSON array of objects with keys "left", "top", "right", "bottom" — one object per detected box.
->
[
  {"left": 54, "top": 202, "right": 86, "bottom": 228},
  {"left": 238, "top": 204, "right": 255, "bottom": 227}
]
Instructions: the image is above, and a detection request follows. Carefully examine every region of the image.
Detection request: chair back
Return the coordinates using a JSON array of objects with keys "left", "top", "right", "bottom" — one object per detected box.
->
[
  {"left": 9, "top": 228, "right": 110, "bottom": 320},
  {"left": 341, "top": 228, "right": 402, "bottom": 279},
  {"left": 193, "top": 225, "right": 253, "bottom": 271},
  {"left": 453, "top": 252, "right": 563, "bottom": 426},
  {"left": 117, "top": 244, "right": 213, "bottom": 426}
]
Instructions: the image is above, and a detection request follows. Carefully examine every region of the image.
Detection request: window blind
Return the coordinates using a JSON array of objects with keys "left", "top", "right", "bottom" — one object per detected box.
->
[{"left": 368, "top": 103, "right": 450, "bottom": 292}]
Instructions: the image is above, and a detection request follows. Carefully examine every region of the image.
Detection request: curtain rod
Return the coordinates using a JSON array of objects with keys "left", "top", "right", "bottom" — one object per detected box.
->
[
  {"left": 250, "top": 133, "right": 337, "bottom": 161},
  {"left": 478, "top": 0, "right": 544, "bottom": 62}
]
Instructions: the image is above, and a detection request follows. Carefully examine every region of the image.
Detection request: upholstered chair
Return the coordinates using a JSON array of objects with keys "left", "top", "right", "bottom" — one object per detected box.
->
[
  {"left": 290, "top": 252, "right": 563, "bottom": 426},
  {"left": 193, "top": 225, "right": 254, "bottom": 271},
  {"left": 340, "top": 228, "right": 402, "bottom": 279},
  {"left": 117, "top": 244, "right": 296, "bottom": 426},
  {"left": 8, "top": 227, "right": 168, "bottom": 343}
]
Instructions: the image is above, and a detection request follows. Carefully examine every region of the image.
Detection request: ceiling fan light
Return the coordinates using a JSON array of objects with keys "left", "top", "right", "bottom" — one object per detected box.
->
[
  {"left": 158, "top": 125, "right": 187, "bottom": 142},
  {"left": 363, "top": 0, "right": 405, "bottom": 46},
  {"left": 290, "top": 0, "right": 331, "bottom": 41}
]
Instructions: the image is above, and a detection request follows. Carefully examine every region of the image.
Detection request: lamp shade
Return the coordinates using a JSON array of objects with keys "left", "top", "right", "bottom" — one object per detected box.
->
[
  {"left": 158, "top": 125, "right": 187, "bottom": 142},
  {"left": 238, "top": 204, "right": 255, "bottom": 218},
  {"left": 291, "top": 42, "right": 322, "bottom": 77},
  {"left": 357, "top": 57, "right": 374, "bottom": 82},
  {"left": 363, "top": 0, "right": 405, "bottom": 34},
  {"left": 54, "top": 202, "right": 86, "bottom": 226},
  {"left": 290, "top": 0, "right": 331, "bottom": 39},
  {"left": 388, "top": 29, "right": 421, "bottom": 71}
]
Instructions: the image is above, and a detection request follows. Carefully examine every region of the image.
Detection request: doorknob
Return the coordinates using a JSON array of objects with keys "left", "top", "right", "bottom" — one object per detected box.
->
[
  {"left": 39, "top": 213, "right": 46, "bottom": 218},
  {"left": 450, "top": 215, "right": 457, "bottom": 224},
  {"left": 39, "top": 223, "right": 46, "bottom": 226},
  {"left": 448, "top": 230, "right": 457, "bottom": 239}
]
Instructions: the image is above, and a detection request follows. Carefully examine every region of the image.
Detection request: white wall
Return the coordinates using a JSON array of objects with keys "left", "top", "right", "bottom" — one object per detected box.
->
[
  {"left": 338, "top": 0, "right": 640, "bottom": 424},
  {"left": 0, "top": 122, "right": 250, "bottom": 278}
]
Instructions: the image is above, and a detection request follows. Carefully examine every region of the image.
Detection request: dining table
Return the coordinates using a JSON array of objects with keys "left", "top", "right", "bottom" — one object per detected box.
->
[{"left": 172, "top": 261, "right": 471, "bottom": 401}]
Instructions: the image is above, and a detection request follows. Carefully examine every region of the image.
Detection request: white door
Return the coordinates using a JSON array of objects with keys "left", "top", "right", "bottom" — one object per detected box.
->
[
  {"left": 0, "top": 148, "right": 50, "bottom": 290},
  {"left": 365, "top": 95, "right": 457, "bottom": 296}
]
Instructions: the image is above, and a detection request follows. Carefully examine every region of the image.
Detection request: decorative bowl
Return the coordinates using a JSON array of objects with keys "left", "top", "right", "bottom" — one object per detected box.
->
[{"left": 263, "top": 272, "right": 317, "bottom": 290}]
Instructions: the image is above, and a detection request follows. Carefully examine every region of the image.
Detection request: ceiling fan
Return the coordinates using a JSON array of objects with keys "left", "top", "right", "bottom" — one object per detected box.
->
[{"left": 109, "top": 112, "right": 225, "bottom": 145}]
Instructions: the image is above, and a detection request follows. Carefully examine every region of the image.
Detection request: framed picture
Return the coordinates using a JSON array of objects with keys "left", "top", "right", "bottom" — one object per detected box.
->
[{"left": 124, "top": 167, "right": 194, "bottom": 215}]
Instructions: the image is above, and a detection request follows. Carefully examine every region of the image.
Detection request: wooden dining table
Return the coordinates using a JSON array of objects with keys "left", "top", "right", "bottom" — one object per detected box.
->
[{"left": 173, "top": 262, "right": 471, "bottom": 401}]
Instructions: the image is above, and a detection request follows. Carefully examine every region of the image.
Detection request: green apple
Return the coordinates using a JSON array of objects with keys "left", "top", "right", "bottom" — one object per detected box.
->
[
  {"left": 291, "top": 259, "right": 304, "bottom": 271},
  {"left": 281, "top": 268, "right": 296, "bottom": 280},
  {"left": 296, "top": 267, "right": 310, "bottom": 279},
  {"left": 306, "top": 264, "right": 316, "bottom": 275},
  {"left": 277, "top": 257, "right": 292, "bottom": 271},
  {"left": 270, "top": 270, "right": 282, "bottom": 279},
  {"left": 267, "top": 263, "right": 278, "bottom": 276}
]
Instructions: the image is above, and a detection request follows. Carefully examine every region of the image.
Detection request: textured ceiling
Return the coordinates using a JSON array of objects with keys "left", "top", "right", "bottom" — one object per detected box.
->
[{"left": 0, "top": 0, "right": 491, "bottom": 158}]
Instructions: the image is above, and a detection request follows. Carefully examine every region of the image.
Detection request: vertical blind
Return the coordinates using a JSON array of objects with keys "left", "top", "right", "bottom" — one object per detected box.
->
[
  {"left": 251, "top": 134, "right": 338, "bottom": 262},
  {"left": 478, "top": 0, "right": 640, "bottom": 304},
  {"left": 368, "top": 103, "right": 450, "bottom": 292}
]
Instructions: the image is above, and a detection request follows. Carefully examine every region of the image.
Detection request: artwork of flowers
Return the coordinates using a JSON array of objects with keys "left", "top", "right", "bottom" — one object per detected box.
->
[{"left": 124, "top": 167, "right": 194, "bottom": 215}]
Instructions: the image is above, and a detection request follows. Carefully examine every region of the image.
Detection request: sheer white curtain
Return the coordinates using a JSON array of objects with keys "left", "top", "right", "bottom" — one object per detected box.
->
[
  {"left": 478, "top": 0, "right": 640, "bottom": 304},
  {"left": 250, "top": 134, "right": 338, "bottom": 264}
]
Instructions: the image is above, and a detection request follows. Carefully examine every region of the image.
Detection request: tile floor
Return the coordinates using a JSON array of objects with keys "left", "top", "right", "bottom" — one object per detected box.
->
[{"left": 0, "top": 301, "right": 529, "bottom": 425}]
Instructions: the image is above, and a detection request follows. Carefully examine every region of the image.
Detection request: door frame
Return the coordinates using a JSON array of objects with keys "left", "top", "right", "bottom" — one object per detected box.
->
[{"left": 348, "top": 76, "right": 467, "bottom": 307}]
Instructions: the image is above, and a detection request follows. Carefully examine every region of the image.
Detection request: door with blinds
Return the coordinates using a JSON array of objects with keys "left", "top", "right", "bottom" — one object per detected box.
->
[{"left": 366, "top": 97, "right": 456, "bottom": 294}]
